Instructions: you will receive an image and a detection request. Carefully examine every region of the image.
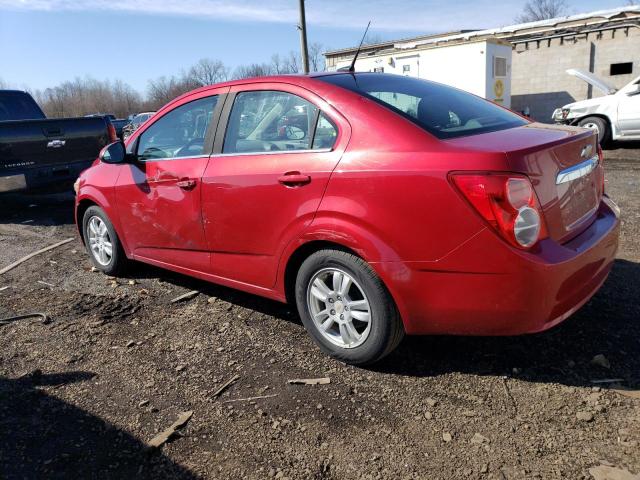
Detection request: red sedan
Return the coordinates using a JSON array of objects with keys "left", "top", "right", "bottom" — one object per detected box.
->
[{"left": 75, "top": 73, "right": 620, "bottom": 365}]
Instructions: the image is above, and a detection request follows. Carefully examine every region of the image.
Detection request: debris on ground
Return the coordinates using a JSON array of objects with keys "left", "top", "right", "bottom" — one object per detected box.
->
[
  {"left": 170, "top": 290, "right": 200, "bottom": 303},
  {"left": 147, "top": 411, "right": 194, "bottom": 449},
  {"left": 576, "top": 411, "right": 595, "bottom": 422},
  {"left": 591, "top": 378, "right": 626, "bottom": 385},
  {"left": 613, "top": 388, "right": 640, "bottom": 400},
  {"left": 212, "top": 375, "right": 240, "bottom": 398},
  {"left": 287, "top": 377, "right": 330, "bottom": 385},
  {"left": 0, "top": 238, "right": 74, "bottom": 275},
  {"left": 223, "top": 394, "right": 279, "bottom": 403},
  {"left": 589, "top": 464, "right": 640, "bottom": 480}
]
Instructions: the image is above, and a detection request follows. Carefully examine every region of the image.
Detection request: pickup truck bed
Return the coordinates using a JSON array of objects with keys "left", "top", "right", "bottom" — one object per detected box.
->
[{"left": 0, "top": 90, "right": 114, "bottom": 193}]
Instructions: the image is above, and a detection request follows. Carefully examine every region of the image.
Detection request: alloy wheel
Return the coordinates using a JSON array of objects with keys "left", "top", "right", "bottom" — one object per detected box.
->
[
  {"left": 87, "top": 216, "right": 113, "bottom": 266},
  {"left": 306, "top": 267, "right": 372, "bottom": 349}
]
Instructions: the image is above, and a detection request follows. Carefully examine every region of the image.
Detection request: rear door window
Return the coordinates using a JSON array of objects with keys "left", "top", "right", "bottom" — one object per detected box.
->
[{"left": 223, "top": 90, "right": 327, "bottom": 154}]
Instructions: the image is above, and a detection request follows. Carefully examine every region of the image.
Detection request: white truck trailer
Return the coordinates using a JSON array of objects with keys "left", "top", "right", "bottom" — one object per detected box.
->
[{"left": 330, "top": 38, "right": 513, "bottom": 109}]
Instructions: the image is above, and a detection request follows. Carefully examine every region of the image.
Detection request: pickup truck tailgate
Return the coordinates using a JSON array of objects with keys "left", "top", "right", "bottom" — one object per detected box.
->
[{"left": 0, "top": 117, "right": 110, "bottom": 172}]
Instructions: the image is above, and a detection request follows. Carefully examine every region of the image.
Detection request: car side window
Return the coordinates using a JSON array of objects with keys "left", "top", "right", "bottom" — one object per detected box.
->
[
  {"left": 312, "top": 112, "right": 338, "bottom": 150},
  {"left": 137, "top": 96, "right": 218, "bottom": 161},
  {"left": 223, "top": 91, "right": 320, "bottom": 154}
]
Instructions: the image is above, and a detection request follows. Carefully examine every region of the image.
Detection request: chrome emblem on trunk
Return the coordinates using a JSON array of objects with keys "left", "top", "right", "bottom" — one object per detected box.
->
[{"left": 556, "top": 156, "right": 598, "bottom": 185}]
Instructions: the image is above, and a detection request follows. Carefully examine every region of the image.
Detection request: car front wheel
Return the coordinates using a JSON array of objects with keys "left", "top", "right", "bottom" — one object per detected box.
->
[
  {"left": 82, "top": 206, "right": 127, "bottom": 276},
  {"left": 295, "top": 249, "right": 404, "bottom": 365},
  {"left": 578, "top": 116, "right": 609, "bottom": 145}
]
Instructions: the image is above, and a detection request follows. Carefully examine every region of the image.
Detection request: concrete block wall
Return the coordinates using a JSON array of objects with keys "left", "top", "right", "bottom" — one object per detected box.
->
[{"left": 511, "top": 28, "right": 640, "bottom": 122}]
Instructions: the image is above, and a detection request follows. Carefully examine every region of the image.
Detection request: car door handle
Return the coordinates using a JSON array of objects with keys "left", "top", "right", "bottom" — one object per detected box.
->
[
  {"left": 278, "top": 172, "right": 311, "bottom": 186},
  {"left": 176, "top": 178, "right": 197, "bottom": 190}
]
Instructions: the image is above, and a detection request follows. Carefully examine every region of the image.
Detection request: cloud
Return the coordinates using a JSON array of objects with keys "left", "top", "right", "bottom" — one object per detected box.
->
[{"left": 0, "top": 0, "right": 526, "bottom": 31}]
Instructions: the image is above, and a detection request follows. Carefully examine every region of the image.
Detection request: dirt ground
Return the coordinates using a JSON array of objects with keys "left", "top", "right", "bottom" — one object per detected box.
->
[{"left": 1, "top": 145, "right": 639, "bottom": 480}]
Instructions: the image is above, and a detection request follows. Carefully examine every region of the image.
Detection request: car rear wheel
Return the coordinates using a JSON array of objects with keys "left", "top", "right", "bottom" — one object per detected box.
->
[
  {"left": 82, "top": 206, "right": 127, "bottom": 276},
  {"left": 295, "top": 249, "right": 404, "bottom": 365},
  {"left": 578, "top": 116, "right": 609, "bottom": 145}
]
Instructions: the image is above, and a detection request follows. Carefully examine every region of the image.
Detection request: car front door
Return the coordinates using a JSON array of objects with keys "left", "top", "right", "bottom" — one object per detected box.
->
[
  {"left": 115, "top": 89, "right": 227, "bottom": 271},
  {"left": 617, "top": 80, "right": 640, "bottom": 136},
  {"left": 201, "top": 85, "right": 349, "bottom": 288}
]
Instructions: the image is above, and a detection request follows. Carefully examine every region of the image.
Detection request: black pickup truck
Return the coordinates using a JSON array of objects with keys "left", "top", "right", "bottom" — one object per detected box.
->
[{"left": 0, "top": 90, "right": 116, "bottom": 193}]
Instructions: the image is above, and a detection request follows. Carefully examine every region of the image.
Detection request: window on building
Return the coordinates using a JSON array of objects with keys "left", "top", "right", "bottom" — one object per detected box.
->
[
  {"left": 493, "top": 57, "right": 507, "bottom": 78},
  {"left": 372, "top": 67, "right": 384, "bottom": 73},
  {"left": 610, "top": 62, "right": 633, "bottom": 76},
  {"left": 403, "top": 64, "right": 411, "bottom": 74}
]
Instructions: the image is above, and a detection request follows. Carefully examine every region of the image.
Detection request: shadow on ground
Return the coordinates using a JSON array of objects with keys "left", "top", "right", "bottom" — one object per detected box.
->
[
  {"left": 0, "top": 192, "right": 75, "bottom": 226},
  {"left": 0, "top": 370, "right": 196, "bottom": 479}
]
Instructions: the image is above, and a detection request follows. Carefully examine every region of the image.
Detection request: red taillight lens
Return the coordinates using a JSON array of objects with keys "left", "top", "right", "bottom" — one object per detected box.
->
[
  {"left": 107, "top": 122, "right": 117, "bottom": 143},
  {"left": 450, "top": 173, "right": 548, "bottom": 249}
]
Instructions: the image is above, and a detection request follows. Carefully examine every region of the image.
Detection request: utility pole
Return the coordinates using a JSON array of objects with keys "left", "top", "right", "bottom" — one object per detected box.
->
[{"left": 298, "top": 0, "right": 310, "bottom": 74}]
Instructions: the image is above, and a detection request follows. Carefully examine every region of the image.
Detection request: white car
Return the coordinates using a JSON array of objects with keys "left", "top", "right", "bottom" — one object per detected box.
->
[{"left": 552, "top": 69, "right": 640, "bottom": 144}]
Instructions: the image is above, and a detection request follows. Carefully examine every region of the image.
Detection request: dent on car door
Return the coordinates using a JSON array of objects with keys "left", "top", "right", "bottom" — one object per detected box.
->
[
  {"left": 201, "top": 86, "right": 348, "bottom": 288},
  {"left": 115, "top": 91, "right": 226, "bottom": 271}
]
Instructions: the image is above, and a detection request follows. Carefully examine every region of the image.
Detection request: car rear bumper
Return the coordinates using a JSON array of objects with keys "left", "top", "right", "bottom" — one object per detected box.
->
[
  {"left": 376, "top": 196, "right": 620, "bottom": 336},
  {"left": 0, "top": 160, "right": 93, "bottom": 193}
]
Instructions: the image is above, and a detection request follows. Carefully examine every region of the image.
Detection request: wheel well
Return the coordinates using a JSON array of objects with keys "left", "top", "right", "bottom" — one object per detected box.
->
[
  {"left": 76, "top": 199, "right": 97, "bottom": 244},
  {"left": 283, "top": 241, "right": 360, "bottom": 305},
  {"left": 572, "top": 114, "right": 610, "bottom": 128}
]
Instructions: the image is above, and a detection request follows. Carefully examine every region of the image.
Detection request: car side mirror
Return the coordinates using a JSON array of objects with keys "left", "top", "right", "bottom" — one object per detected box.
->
[
  {"left": 627, "top": 84, "right": 640, "bottom": 96},
  {"left": 99, "top": 141, "right": 131, "bottom": 164}
]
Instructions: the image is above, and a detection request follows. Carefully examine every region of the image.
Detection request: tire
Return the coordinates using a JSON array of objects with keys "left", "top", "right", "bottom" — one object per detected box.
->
[
  {"left": 295, "top": 249, "right": 404, "bottom": 365},
  {"left": 578, "top": 116, "right": 609, "bottom": 146},
  {"left": 82, "top": 206, "right": 127, "bottom": 276}
]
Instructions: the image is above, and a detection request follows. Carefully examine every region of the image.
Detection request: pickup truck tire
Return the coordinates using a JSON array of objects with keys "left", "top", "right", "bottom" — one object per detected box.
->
[
  {"left": 578, "top": 116, "right": 609, "bottom": 146},
  {"left": 295, "top": 249, "right": 404, "bottom": 365},
  {"left": 82, "top": 206, "right": 127, "bottom": 276}
]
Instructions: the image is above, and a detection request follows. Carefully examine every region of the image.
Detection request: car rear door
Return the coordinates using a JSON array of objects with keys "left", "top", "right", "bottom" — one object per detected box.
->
[
  {"left": 201, "top": 83, "right": 349, "bottom": 288},
  {"left": 115, "top": 89, "right": 227, "bottom": 271}
]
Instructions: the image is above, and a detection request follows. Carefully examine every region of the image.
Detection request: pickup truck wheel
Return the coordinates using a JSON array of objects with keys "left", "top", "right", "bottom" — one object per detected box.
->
[
  {"left": 82, "top": 206, "right": 127, "bottom": 276},
  {"left": 295, "top": 250, "right": 404, "bottom": 365},
  {"left": 578, "top": 116, "right": 609, "bottom": 146}
]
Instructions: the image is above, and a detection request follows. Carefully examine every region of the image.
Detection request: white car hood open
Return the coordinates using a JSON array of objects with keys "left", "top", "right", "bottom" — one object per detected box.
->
[{"left": 567, "top": 69, "right": 618, "bottom": 95}]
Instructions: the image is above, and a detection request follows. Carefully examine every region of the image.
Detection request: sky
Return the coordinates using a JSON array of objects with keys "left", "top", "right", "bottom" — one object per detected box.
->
[{"left": 0, "top": 0, "right": 631, "bottom": 94}]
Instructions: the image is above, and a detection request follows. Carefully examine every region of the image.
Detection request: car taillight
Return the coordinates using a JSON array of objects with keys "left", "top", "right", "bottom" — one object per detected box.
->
[
  {"left": 107, "top": 122, "right": 117, "bottom": 143},
  {"left": 450, "top": 173, "right": 548, "bottom": 249}
]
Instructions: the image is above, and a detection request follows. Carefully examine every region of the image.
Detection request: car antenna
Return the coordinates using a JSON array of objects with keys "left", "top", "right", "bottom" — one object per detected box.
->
[{"left": 348, "top": 21, "right": 371, "bottom": 73}]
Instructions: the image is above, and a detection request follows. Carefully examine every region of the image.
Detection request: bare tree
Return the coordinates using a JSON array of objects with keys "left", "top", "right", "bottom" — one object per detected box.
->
[
  {"left": 363, "top": 33, "right": 386, "bottom": 45},
  {"left": 516, "top": 0, "right": 568, "bottom": 22},
  {"left": 232, "top": 63, "right": 274, "bottom": 79},
  {"left": 33, "top": 77, "right": 143, "bottom": 118},
  {"left": 283, "top": 51, "right": 300, "bottom": 74},
  {"left": 625, "top": 0, "right": 638, "bottom": 5},
  {"left": 147, "top": 75, "right": 199, "bottom": 109},
  {"left": 186, "top": 58, "right": 228, "bottom": 86},
  {"left": 308, "top": 42, "right": 325, "bottom": 72}
]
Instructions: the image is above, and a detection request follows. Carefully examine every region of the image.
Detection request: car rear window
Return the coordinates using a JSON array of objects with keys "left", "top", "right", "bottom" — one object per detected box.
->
[
  {"left": 316, "top": 73, "right": 527, "bottom": 139},
  {"left": 0, "top": 92, "right": 45, "bottom": 121}
]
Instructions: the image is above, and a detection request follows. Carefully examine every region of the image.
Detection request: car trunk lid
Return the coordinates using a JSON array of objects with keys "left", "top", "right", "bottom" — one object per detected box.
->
[{"left": 447, "top": 123, "right": 603, "bottom": 243}]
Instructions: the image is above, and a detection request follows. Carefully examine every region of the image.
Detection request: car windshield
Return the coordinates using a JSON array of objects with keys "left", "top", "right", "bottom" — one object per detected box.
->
[{"left": 316, "top": 73, "right": 527, "bottom": 139}]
